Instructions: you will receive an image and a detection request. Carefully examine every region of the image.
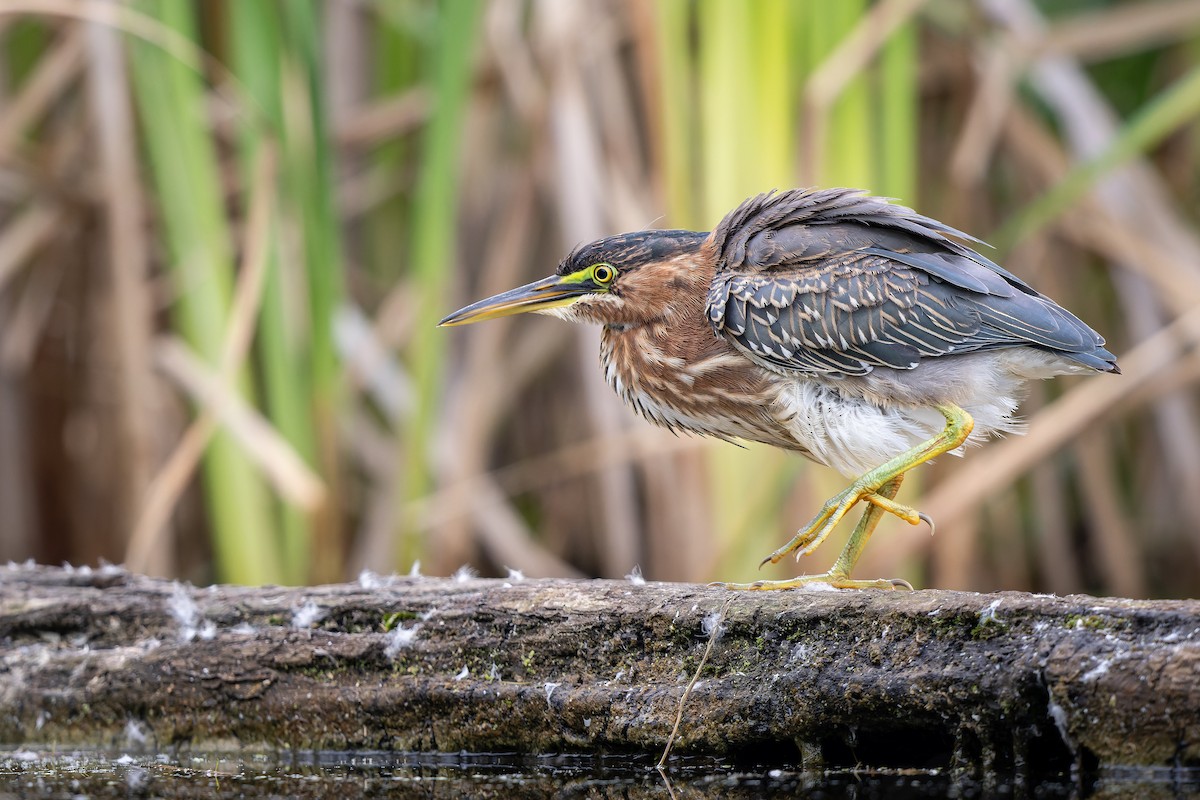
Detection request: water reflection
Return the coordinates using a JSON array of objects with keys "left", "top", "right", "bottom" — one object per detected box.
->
[{"left": 0, "top": 750, "right": 1195, "bottom": 799}]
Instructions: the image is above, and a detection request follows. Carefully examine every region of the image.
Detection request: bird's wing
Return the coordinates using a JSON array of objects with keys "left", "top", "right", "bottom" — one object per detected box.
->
[{"left": 705, "top": 188, "right": 1112, "bottom": 377}]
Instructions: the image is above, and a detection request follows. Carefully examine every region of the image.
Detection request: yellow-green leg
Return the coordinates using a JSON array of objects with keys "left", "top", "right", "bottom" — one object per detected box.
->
[
  {"left": 721, "top": 403, "right": 974, "bottom": 591},
  {"left": 723, "top": 476, "right": 909, "bottom": 590}
]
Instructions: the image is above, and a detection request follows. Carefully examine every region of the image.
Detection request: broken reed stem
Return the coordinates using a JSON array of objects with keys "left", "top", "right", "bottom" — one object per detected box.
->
[{"left": 657, "top": 595, "right": 736, "bottom": 769}]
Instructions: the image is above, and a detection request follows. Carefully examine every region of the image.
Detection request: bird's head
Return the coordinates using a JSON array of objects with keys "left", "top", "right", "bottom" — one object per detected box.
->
[{"left": 439, "top": 229, "right": 709, "bottom": 329}]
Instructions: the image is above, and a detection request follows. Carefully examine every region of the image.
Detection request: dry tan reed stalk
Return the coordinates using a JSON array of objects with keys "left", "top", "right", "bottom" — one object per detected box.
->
[
  {"left": 86, "top": 11, "right": 158, "bottom": 572},
  {"left": 1037, "top": 0, "right": 1200, "bottom": 62}
]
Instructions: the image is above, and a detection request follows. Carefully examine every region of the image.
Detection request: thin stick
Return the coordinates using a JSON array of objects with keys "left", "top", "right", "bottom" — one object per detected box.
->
[{"left": 657, "top": 595, "right": 736, "bottom": 770}]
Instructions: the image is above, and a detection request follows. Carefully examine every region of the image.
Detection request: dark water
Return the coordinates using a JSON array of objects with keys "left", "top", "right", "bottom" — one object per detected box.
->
[{"left": 0, "top": 749, "right": 1195, "bottom": 799}]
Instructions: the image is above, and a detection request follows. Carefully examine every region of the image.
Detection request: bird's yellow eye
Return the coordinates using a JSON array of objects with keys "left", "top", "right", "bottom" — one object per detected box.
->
[{"left": 592, "top": 263, "right": 616, "bottom": 285}]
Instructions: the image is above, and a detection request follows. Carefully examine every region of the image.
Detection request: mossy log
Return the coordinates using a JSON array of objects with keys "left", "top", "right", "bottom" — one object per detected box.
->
[{"left": 1, "top": 564, "right": 1196, "bottom": 777}]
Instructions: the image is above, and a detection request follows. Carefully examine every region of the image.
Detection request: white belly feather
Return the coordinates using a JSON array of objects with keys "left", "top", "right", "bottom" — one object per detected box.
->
[
  {"left": 765, "top": 348, "right": 1089, "bottom": 477},
  {"left": 768, "top": 381, "right": 947, "bottom": 477}
]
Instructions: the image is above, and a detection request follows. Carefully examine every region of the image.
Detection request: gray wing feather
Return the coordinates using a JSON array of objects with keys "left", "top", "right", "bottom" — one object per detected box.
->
[{"left": 705, "top": 188, "right": 1118, "bottom": 377}]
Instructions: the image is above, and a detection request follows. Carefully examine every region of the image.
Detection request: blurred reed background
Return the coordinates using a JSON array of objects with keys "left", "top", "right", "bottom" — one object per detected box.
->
[{"left": 1, "top": 0, "right": 1199, "bottom": 597}]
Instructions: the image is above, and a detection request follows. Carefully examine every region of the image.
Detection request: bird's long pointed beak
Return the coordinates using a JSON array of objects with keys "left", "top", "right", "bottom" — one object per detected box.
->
[{"left": 438, "top": 274, "right": 590, "bottom": 326}]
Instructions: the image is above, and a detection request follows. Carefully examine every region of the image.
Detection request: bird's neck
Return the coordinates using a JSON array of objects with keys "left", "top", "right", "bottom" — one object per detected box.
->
[
  {"left": 597, "top": 248, "right": 718, "bottom": 365},
  {"left": 622, "top": 250, "right": 716, "bottom": 329},
  {"left": 596, "top": 245, "right": 782, "bottom": 438}
]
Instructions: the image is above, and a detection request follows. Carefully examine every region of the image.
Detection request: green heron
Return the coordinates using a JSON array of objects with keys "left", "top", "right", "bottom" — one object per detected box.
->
[{"left": 440, "top": 188, "right": 1118, "bottom": 590}]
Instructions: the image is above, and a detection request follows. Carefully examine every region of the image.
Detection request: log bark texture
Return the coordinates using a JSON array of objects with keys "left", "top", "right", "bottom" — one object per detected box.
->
[{"left": 1, "top": 564, "right": 1197, "bottom": 775}]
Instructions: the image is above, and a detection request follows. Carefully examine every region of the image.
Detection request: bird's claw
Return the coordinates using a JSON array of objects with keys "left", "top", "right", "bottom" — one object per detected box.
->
[
  {"left": 756, "top": 506, "right": 843, "bottom": 568},
  {"left": 759, "top": 483, "right": 933, "bottom": 569},
  {"left": 756, "top": 485, "right": 867, "bottom": 567}
]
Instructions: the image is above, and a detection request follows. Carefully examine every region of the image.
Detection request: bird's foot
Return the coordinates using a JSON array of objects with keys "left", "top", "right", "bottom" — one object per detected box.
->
[
  {"left": 756, "top": 486, "right": 859, "bottom": 567},
  {"left": 758, "top": 483, "right": 928, "bottom": 568},
  {"left": 718, "top": 572, "right": 914, "bottom": 591}
]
